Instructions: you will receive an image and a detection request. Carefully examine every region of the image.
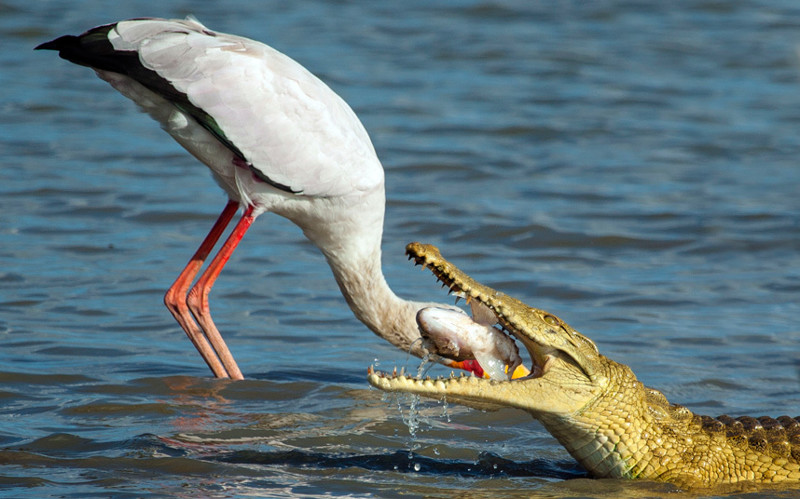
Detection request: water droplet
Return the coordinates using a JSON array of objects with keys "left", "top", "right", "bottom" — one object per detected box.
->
[
  {"left": 396, "top": 394, "right": 421, "bottom": 438},
  {"left": 417, "top": 353, "right": 435, "bottom": 378}
]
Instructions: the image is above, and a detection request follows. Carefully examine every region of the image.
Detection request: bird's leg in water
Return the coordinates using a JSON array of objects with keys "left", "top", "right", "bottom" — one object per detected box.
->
[
  {"left": 187, "top": 205, "right": 256, "bottom": 380},
  {"left": 164, "top": 199, "right": 239, "bottom": 378}
]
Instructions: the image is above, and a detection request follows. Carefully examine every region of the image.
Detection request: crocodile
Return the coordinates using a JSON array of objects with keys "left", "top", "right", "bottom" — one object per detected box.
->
[{"left": 368, "top": 242, "right": 800, "bottom": 489}]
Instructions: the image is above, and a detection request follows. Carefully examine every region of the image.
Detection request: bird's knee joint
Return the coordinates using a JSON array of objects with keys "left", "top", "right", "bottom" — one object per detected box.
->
[{"left": 186, "top": 286, "right": 207, "bottom": 314}]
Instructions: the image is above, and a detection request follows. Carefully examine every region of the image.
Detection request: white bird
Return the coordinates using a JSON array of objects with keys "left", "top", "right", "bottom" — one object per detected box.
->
[{"left": 36, "top": 17, "right": 475, "bottom": 380}]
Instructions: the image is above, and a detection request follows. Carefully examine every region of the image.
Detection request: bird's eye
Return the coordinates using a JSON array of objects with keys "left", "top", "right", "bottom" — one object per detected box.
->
[{"left": 543, "top": 315, "right": 559, "bottom": 326}]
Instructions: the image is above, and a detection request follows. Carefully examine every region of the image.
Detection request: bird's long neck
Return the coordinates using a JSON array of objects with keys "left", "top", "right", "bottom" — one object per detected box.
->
[
  {"left": 325, "top": 243, "right": 427, "bottom": 356},
  {"left": 291, "top": 192, "right": 429, "bottom": 357}
]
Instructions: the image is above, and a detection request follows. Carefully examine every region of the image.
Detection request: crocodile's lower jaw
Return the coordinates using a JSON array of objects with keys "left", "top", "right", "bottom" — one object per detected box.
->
[{"left": 367, "top": 366, "right": 513, "bottom": 412}]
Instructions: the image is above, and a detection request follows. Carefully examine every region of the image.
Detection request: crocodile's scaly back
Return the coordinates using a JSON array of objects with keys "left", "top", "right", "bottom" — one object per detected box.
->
[{"left": 368, "top": 242, "right": 800, "bottom": 489}]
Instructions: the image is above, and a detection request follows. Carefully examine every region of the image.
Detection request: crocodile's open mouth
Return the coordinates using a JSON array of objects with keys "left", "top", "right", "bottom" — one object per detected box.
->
[{"left": 368, "top": 243, "right": 601, "bottom": 417}]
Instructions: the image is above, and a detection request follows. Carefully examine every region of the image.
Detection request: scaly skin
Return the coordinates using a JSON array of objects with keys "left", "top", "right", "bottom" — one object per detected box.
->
[{"left": 368, "top": 242, "right": 800, "bottom": 489}]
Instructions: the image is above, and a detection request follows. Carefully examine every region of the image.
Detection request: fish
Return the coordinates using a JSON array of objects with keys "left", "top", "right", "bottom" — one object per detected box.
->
[{"left": 416, "top": 306, "right": 522, "bottom": 381}]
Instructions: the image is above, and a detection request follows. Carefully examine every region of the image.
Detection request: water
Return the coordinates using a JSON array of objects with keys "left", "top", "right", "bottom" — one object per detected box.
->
[{"left": 2, "top": 0, "right": 800, "bottom": 496}]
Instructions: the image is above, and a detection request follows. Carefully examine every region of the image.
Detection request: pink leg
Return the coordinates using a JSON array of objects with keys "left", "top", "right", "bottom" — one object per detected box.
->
[
  {"left": 164, "top": 200, "right": 239, "bottom": 379},
  {"left": 186, "top": 206, "right": 256, "bottom": 381}
]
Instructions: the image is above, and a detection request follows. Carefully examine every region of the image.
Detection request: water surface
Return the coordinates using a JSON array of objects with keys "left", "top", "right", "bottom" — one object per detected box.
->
[{"left": 2, "top": 0, "right": 800, "bottom": 497}]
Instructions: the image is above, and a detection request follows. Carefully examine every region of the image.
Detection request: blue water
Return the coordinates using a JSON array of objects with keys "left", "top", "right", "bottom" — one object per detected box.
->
[{"left": 2, "top": 0, "right": 800, "bottom": 497}]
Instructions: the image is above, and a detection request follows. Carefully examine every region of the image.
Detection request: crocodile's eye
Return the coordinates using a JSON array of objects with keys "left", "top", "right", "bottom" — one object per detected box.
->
[{"left": 543, "top": 315, "right": 559, "bottom": 326}]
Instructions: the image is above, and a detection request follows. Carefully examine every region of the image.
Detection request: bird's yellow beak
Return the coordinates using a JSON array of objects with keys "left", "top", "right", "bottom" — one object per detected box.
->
[{"left": 447, "top": 359, "right": 530, "bottom": 379}]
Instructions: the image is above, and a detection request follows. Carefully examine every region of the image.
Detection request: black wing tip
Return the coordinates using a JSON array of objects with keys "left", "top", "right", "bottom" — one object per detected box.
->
[
  {"left": 35, "top": 35, "right": 78, "bottom": 51},
  {"left": 34, "top": 24, "right": 123, "bottom": 71}
]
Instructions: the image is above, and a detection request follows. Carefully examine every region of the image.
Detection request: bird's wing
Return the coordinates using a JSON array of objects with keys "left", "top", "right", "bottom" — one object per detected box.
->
[{"left": 102, "top": 18, "right": 384, "bottom": 197}]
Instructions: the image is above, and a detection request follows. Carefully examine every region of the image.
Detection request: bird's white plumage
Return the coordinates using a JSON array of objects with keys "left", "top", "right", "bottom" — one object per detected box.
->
[
  {"left": 108, "top": 18, "right": 383, "bottom": 199},
  {"left": 41, "top": 18, "right": 469, "bottom": 379}
]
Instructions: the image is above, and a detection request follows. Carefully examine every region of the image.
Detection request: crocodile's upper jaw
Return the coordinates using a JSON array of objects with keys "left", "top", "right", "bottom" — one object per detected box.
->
[{"left": 367, "top": 242, "right": 607, "bottom": 417}]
